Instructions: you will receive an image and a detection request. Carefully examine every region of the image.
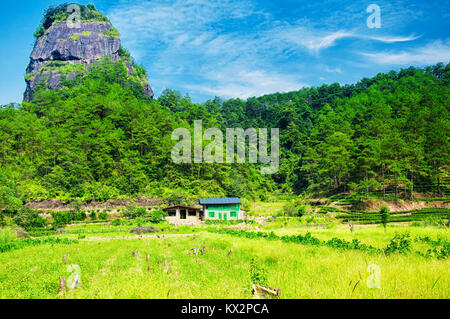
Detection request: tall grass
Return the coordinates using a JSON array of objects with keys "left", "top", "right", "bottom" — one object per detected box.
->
[{"left": 0, "top": 229, "right": 448, "bottom": 299}]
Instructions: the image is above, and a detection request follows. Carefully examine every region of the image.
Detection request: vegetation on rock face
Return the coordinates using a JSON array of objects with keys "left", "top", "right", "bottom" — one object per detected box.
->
[
  {"left": 104, "top": 27, "right": 120, "bottom": 38},
  {"left": 41, "top": 61, "right": 86, "bottom": 75},
  {"left": 34, "top": 3, "right": 109, "bottom": 38}
]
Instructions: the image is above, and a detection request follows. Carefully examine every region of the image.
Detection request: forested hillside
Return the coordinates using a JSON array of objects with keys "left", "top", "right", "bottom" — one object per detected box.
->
[{"left": 0, "top": 57, "right": 449, "bottom": 207}]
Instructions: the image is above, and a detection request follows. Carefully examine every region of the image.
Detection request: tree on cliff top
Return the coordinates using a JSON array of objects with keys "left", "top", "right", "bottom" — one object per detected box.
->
[{"left": 34, "top": 3, "right": 110, "bottom": 38}]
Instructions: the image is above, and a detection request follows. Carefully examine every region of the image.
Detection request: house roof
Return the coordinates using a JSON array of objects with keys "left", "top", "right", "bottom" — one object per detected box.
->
[
  {"left": 199, "top": 198, "right": 242, "bottom": 205},
  {"left": 163, "top": 205, "right": 201, "bottom": 211}
]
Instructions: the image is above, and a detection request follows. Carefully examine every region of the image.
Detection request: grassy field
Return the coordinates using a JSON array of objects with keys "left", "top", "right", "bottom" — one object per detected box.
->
[{"left": 0, "top": 223, "right": 448, "bottom": 299}]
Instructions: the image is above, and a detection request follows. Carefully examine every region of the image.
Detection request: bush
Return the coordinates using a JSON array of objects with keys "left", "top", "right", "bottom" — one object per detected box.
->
[
  {"left": 380, "top": 205, "right": 390, "bottom": 232},
  {"left": 167, "top": 191, "right": 188, "bottom": 206},
  {"left": 34, "top": 25, "right": 45, "bottom": 38},
  {"left": 98, "top": 211, "right": 108, "bottom": 221},
  {"left": 111, "top": 219, "right": 122, "bottom": 226},
  {"left": 249, "top": 257, "right": 268, "bottom": 287},
  {"left": 0, "top": 227, "right": 17, "bottom": 251},
  {"left": 70, "top": 199, "right": 83, "bottom": 213},
  {"left": 90, "top": 211, "right": 97, "bottom": 220},
  {"left": 51, "top": 211, "right": 73, "bottom": 229},
  {"left": 384, "top": 233, "right": 411, "bottom": 255},
  {"left": 14, "top": 207, "right": 47, "bottom": 230},
  {"left": 0, "top": 211, "right": 5, "bottom": 227},
  {"left": 148, "top": 209, "right": 168, "bottom": 223},
  {"left": 283, "top": 202, "right": 298, "bottom": 217},
  {"left": 297, "top": 206, "right": 307, "bottom": 217},
  {"left": 241, "top": 198, "right": 251, "bottom": 211},
  {"left": 123, "top": 203, "right": 146, "bottom": 219},
  {"left": 74, "top": 211, "right": 87, "bottom": 221}
]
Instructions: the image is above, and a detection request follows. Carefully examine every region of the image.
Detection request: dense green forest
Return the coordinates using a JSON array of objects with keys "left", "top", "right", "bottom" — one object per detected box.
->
[{"left": 0, "top": 56, "right": 449, "bottom": 208}]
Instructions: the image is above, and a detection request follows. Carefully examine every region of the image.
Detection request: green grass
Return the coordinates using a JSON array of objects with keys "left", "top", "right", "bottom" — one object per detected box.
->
[
  {"left": 0, "top": 223, "right": 448, "bottom": 299},
  {"left": 248, "top": 200, "right": 287, "bottom": 217}
]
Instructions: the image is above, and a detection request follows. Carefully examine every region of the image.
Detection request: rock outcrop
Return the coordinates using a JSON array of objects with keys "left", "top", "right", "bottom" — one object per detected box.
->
[{"left": 24, "top": 20, "right": 153, "bottom": 101}]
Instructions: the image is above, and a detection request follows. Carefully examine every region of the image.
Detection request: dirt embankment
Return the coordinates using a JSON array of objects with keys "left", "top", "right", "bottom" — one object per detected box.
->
[
  {"left": 351, "top": 199, "right": 449, "bottom": 212},
  {"left": 25, "top": 196, "right": 165, "bottom": 211}
]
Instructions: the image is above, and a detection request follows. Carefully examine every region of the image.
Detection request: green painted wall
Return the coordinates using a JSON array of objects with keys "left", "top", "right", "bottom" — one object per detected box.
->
[
  {"left": 207, "top": 204, "right": 240, "bottom": 220},
  {"left": 207, "top": 204, "right": 240, "bottom": 211}
]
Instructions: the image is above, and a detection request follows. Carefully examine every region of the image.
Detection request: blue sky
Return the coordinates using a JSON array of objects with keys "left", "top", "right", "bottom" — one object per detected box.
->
[{"left": 0, "top": 0, "right": 449, "bottom": 105}]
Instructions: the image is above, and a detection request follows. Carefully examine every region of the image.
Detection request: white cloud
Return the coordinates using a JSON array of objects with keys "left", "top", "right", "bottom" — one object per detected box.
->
[
  {"left": 363, "top": 39, "right": 450, "bottom": 65},
  {"left": 268, "top": 25, "right": 420, "bottom": 55},
  {"left": 281, "top": 28, "right": 353, "bottom": 54},
  {"left": 186, "top": 66, "right": 307, "bottom": 99},
  {"left": 365, "top": 34, "right": 421, "bottom": 43},
  {"left": 323, "top": 65, "right": 342, "bottom": 73},
  {"left": 105, "top": 0, "right": 428, "bottom": 100}
]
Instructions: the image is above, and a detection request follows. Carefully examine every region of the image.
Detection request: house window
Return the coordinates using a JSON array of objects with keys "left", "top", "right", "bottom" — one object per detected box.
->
[
  {"left": 188, "top": 210, "right": 197, "bottom": 217},
  {"left": 230, "top": 212, "right": 237, "bottom": 218},
  {"left": 209, "top": 212, "right": 215, "bottom": 218},
  {"left": 168, "top": 210, "right": 176, "bottom": 217}
]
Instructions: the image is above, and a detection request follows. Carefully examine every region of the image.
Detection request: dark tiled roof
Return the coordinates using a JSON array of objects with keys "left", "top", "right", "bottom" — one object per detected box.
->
[
  {"left": 199, "top": 198, "right": 241, "bottom": 205},
  {"left": 163, "top": 205, "right": 201, "bottom": 211}
]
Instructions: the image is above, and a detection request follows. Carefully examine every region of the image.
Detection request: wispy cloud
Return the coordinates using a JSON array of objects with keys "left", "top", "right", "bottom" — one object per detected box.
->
[
  {"left": 363, "top": 39, "right": 450, "bottom": 65},
  {"left": 186, "top": 66, "right": 307, "bottom": 99},
  {"left": 365, "top": 34, "right": 421, "bottom": 43},
  {"left": 105, "top": 0, "right": 442, "bottom": 100},
  {"left": 269, "top": 25, "right": 420, "bottom": 55}
]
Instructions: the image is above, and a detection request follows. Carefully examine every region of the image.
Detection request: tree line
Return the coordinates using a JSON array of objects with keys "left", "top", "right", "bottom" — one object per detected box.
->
[{"left": 0, "top": 58, "right": 448, "bottom": 211}]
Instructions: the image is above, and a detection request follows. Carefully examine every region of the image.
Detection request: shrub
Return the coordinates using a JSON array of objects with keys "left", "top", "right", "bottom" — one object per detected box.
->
[
  {"left": 297, "top": 206, "right": 308, "bottom": 217},
  {"left": 34, "top": 25, "right": 45, "bottom": 38},
  {"left": 135, "top": 217, "right": 146, "bottom": 226},
  {"left": 0, "top": 211, "right": 5, "bottom": 227},
  {"left": 90, "top": 211, "right": 97, "bottom": 220},
  {"left": 99, "top": 211, "right": 108, "bottom": 221},
  {"left": 249, "top": 257, "right": 268, "bottom": 287},
  {"left": 241, "top": 198, "right": 251, "bottom": 211},
  {"left": 74, "top": 211, "right": 87, "bottom": 221},
  {"left": 380, "top": 205, "right": 390, "bottom": 232},
  {"left": 148, "top": 209, "right": 168, "bottom": 223},
  {"left": 70, "top": 199, "right": 83, "bottom": 213},
  {"left": 167, "top": 191, "right": 188, "bottom": 206},
  {"left": 111, "top": 219, "right": 122, "bottom": 226},
  {"left": 384, "top": 233, "right": 411, "bottom": 255},
  {"left": 104, "top": 27, "right": 119, "bottom": 38},
  {"left": 0, "top": 227, "right": 17, "bottom": 251},
  {"left": 283, "top": 202, "right": 298, "bottom": 217},
  {"left": 51, "top": 211, "right": 73, "bottom": 229},
  {"left": 14, "top": 207, "right": 47, "bottom": 230},
  {"left": 124, "top": 203, "right": 146, "bottom": 219}
]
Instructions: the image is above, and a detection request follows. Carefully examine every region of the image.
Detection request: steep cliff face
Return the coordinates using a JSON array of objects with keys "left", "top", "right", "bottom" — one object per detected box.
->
[{"left": 24, "top": 19, "right": 153, "bottom": 101}]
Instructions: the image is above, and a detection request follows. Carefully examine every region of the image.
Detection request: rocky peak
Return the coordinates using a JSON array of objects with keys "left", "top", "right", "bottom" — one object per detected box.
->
[{"left": 24, "top": 5, "right": 153, "bottom": 101}]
